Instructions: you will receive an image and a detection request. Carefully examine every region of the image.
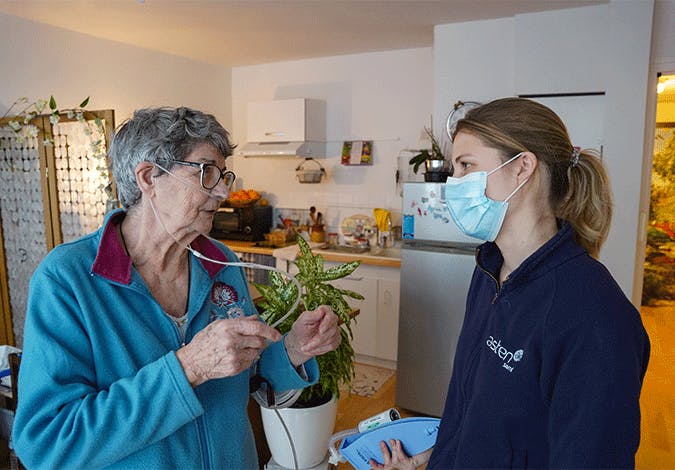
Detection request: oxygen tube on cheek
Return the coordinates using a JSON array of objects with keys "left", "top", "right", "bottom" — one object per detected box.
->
[{"left": 148, "top": 164, "right": 303, "bottom": 330}]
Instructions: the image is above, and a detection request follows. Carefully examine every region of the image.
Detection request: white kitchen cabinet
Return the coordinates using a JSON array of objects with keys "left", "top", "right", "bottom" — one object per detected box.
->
[
  {"left": 376, "top": 279, "right": 400, "bottom": 362},
  {"left": 514, "top": 5, "right": 607, "bottom": 94},
  {"left": 326, "top": 262, "right": 400, "bottom": 366},
  {"left": 332, "top": 275, "right": 378, "bottom": 358},
  {"left": 275, "top": 252, "right": 400, "bottom": 366},
  {"left": 246, "top": 98, "right": 325, "bottom": 143}
]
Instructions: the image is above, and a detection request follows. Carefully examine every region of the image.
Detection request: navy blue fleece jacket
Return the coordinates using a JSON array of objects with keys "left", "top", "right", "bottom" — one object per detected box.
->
[{"left": 428, "top": 222, "right": 650, "bottom": 469}]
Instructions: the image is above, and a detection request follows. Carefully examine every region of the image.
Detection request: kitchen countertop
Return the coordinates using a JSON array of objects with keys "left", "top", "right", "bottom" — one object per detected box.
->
[
  {"left": 217, "top": 239, "right": 401, "bottom": 268},
  {"left": 216, "top": 239, "right": 277, "bottom": 256},
  {"left": 272, "top": 242, "right": 401, "bottom": 268}
]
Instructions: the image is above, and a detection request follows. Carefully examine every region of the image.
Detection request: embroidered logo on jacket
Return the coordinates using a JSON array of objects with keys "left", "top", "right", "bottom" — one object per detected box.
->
[
  {"left": 210, "top": 282, "right": 247, "bottom": 321},
  {"left": 211, "top": 282, "right": 238, "bottom": 307},
  {"left": 486, "top": 335, "right": 524, "bottom": 373}
]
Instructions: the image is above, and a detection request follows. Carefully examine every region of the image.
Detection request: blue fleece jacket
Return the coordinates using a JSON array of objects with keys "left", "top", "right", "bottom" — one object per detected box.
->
[
  {"left": 428, "top": 222, "right": 649, "bottom": 469},
  {"left": 13, "top": 209, "right": 318, "bottom": 469}
]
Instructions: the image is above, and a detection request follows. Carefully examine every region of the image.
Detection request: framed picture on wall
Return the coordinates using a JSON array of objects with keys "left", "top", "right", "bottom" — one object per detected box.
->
[{"left": 341, "top": 141, "right": 373, "bottom": 165}]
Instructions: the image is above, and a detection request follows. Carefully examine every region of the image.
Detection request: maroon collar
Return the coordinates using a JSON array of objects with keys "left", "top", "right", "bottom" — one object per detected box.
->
[{"left": 91, "top": 210, "right": 229, "bottom": 284}]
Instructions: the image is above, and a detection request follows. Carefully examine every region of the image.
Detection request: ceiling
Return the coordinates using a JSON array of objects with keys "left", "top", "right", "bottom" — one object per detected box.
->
[{"left": 0, "top": 0, "right": 606, "bottom": 67}]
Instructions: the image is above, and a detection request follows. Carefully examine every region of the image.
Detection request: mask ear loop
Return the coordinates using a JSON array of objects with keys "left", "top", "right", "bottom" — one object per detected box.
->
[
  {"left": 486, "top": 151, "right": 525, "bottom": 176},
  {"left": 503, "top": 176, "right": 530, "bottom": 202},
  {"left": 485, "top": 152, "right": 529, "bottom": 202}
]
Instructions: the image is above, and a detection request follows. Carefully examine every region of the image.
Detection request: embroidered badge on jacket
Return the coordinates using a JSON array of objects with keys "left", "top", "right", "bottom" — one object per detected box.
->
[
  {"left": 211, "top": 282, "right": 238, "bottom": 307},
  {"left": 210, "top": 282, "right": 246, "bottom": 321}
]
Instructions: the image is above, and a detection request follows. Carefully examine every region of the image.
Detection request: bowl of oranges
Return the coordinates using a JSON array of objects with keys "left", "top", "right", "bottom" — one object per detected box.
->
[{"left": 226, "top": 189, "right": 261, "bottom": 207}]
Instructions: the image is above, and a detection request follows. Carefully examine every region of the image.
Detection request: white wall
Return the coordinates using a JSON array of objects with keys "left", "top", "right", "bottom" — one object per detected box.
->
[
  {"left": 433, "top": 1, "right": 655, "bottom": 301},
  {"left": 230, "top": 48, "right": 432, "bottom": 231},
  {"left": 0, "top": 13, "right": 232, "bottom": 130}
]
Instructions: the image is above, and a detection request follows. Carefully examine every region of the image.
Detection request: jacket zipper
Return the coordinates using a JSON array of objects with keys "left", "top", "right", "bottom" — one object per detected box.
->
[
  {"left": 476, "top": 255, "right": 502, "bottom": 304},
  {"left": 458, "top": 250, "right": 505, "bottom": 407},
  {"left": 196, "top": 415, "right": 210, "bottom": 469}
]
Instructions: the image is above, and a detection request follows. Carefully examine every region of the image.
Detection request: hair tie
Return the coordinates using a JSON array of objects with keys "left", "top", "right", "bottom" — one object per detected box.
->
[{"left": 570, "top": 147, "right": 581, "bottom": 168}]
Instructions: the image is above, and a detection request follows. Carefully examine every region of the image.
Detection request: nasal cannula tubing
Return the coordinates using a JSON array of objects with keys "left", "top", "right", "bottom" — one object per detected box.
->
[{"left": 150, "top": 163, "right": 302, "bottom": 329}]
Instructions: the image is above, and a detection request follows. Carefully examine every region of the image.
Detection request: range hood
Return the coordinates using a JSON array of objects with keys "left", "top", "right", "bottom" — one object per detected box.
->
[
  {"left": 236, "top": 98, "right": 326, "bottom": 158},
  {"left": 236, "top": 140, "right": 325, "bottom": 158}
]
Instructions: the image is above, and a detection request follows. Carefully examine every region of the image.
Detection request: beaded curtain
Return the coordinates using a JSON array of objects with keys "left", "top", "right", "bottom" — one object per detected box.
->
[{"left": 0, "top": 118, "right": 110, "bottom": 347}]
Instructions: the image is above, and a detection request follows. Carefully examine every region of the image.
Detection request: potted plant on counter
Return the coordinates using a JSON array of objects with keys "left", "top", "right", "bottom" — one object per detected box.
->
[
  {"left": 408, "top": 126, "right": 450, "bottom": 181},
  {"left": 252, "top": 236, "right": 362, "bottom": 468}
]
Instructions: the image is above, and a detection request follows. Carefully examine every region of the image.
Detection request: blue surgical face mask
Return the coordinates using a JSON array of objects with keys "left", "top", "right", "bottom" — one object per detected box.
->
[{"left": 444, "top": 152, "right": 528, "bottom": 242}]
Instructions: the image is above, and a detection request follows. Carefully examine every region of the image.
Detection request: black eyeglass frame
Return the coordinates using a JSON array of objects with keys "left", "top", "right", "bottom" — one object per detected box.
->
[{"left": 169, "top": 159, "right": 236, "bottom": 190}]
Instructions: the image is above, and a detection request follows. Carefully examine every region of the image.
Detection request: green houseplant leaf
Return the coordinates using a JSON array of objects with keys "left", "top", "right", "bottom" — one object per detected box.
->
[{"left": 253, "top": 235, "right": 363, "bottom": 405}]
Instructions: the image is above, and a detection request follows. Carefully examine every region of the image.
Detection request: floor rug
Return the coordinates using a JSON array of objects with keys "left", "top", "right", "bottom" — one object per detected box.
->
[{"left": 342, "top": 362, "right": 395, "bottom": 398}]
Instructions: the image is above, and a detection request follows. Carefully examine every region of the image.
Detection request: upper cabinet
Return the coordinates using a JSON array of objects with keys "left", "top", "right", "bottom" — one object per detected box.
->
[
  {"left": 237, "top": 98, "right": 326, "bottom": 157},
  {"left": 246, "top": 98, "right": 326, "bottom": 143},
  {"left": 514, "top": 5, "right": 608, "bottom": 95}
]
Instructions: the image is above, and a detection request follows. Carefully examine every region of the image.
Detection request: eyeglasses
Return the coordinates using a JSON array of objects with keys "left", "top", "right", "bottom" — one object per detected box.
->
[{"left": 169, "top": 160, "right": 236, "bottom": 190}]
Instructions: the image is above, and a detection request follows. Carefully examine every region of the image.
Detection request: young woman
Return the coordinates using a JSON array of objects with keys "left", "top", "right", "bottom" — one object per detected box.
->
[{"left": 373, "top": 97, "right": 649, "bottom": 469}]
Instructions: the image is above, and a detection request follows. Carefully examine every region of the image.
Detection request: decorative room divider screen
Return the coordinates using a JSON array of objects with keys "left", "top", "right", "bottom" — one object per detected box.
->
[{"left": 0, "top": 110, "right": 115, "bottom": 346}]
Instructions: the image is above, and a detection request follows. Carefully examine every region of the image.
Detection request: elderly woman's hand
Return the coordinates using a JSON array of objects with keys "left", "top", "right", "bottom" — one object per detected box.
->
[
  {"left": 284, "top": 305, "right": 341, "bottom": 366},
  {"left": 176, "top": 315, "right": 281, "bottom": 387}
]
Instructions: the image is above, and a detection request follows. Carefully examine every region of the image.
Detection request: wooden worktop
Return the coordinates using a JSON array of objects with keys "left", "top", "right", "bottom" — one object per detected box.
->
[
  {"left": 218, "top": 239, "right": 401, "bottom": 268},
  {"left": 216, "top": 239, "right": 276, "bottom": 256}
]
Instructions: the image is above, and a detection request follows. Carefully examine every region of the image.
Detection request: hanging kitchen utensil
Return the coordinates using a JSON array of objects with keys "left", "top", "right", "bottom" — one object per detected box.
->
[{"left": 295, "top": 158, "right": 326, "bottom": 184}]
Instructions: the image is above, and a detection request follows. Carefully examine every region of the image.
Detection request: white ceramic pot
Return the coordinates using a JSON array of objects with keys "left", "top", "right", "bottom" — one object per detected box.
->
[{"left": 260, "top": 396, "right": 338, "bottom": 469}]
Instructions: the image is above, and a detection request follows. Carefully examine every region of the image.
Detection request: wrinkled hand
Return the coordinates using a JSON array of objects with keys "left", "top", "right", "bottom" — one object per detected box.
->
[
  {"left": 176, "top": 315, "right": 281, "bottom": 387},
  {"left": 285, "top": 305, "right": 341, "bottom": 366},
  {"left": 369, "top": 440, "right": 432, "bottom": 470}
]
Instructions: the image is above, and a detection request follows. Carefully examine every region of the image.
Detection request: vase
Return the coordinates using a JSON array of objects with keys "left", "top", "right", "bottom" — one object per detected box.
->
[{"left": 260, "top": 396, "right": 338, "bottom": 468}]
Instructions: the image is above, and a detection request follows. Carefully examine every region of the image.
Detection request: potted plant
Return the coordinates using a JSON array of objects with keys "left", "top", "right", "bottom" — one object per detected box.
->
[
  {"left": 408, "top": 126, "right": 449, "bottom": 179},
  {"left": 252, "top": 236, "right": 362, "bottom": 468}
]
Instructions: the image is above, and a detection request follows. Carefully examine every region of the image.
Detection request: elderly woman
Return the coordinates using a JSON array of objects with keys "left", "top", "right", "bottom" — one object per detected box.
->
[{"left": 12, "top": 107, "right": 341, "bottom": 468}]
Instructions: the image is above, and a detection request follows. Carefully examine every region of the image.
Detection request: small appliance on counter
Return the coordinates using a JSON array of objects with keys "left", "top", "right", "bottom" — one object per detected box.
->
[{"left": 210, "top": 205, "right": 272, "bottom": 241}]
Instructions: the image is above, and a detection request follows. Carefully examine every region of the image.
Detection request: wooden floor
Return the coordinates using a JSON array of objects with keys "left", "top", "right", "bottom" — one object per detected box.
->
[
  {"left": 335, "top": 371, "right": 412, "bottom": 433},
  {"left": 334, "top": 371, "right": 416, "bottom": 469},
  {"left": 636, "top": 303, "right": 675, "bottom": 469}
]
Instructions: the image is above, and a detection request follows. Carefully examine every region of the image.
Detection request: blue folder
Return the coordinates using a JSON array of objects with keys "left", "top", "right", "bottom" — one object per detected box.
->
[{"left": 338, "top": 417, "right": 440, "bottom": 470}]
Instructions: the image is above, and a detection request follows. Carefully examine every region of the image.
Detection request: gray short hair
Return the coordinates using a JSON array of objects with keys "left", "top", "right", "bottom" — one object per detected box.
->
[{"left": 109, "top": 107, "right": 235, "bottom": 208}]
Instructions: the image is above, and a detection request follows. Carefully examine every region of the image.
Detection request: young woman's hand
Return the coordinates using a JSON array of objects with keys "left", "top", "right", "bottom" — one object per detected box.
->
[{"left": 369, "top": 440, "right": 433, "bottom": 470}]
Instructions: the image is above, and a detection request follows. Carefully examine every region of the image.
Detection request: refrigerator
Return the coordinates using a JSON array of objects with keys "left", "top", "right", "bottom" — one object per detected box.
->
[{"left": 395, "top": 182, "right": 480, "bottom": 417}]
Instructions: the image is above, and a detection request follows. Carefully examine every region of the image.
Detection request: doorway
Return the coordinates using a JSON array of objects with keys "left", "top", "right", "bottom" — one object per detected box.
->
[{"left": 636, "top": 72, "right": 675, "bottom": 469}]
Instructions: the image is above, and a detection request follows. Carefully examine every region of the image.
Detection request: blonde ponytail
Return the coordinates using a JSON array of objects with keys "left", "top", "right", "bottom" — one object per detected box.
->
[{"left": 557, "top": 149, "right": 612, "bottom": 258}]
